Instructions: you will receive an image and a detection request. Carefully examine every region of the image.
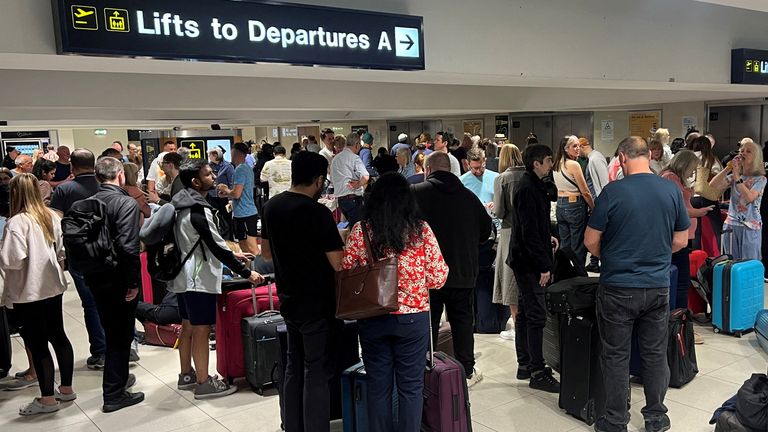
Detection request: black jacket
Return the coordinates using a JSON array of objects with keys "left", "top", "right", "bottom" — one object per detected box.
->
[
  {"left": 88, "top": 184, "right": 141, "bottom": 291},
  {"left": 509, "top": 171, "right": 553, "bottom": 274},
  {"left": 412, "top": 170, "right": 492, "bottom": 288}
]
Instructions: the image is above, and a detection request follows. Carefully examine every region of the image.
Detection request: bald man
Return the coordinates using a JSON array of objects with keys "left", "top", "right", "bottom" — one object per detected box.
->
[{"left": 411, "top": 152, "right": 492, "bottom": 388}]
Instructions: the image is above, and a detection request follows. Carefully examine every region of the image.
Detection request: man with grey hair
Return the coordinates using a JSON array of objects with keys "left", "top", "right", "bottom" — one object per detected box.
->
[
  {"left": 585, "top": 137, "right": 689, "bottom": 432},
  {"left": 330, "top": 134, "right": 369, "bottom": 226},
  {"left": 87, "top": 157, "right": 144, "bottom": 413},
  {"left": 12, "top": 154, "right": 33, "bottom": 177}
]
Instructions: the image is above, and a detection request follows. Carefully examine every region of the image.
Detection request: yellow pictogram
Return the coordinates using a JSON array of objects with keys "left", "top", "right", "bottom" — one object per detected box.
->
[
  {"left": 181, "top": 141, "right": 205, "bottom": 159},
  {"left": 71, "top": 5, "right": 98, "bottom": 31},
  {"left": 105, "top": 8, "right": 129, "bottom": 33},
  {"left": 746, "top": 60, "right": 753, "bottom": 72}
]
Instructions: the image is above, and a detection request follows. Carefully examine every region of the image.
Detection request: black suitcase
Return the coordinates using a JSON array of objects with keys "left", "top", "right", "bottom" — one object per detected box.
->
[
  {"left": 545, "top": 277, "right": 599, "bottom": 314},
  {"left": 543, "top": 312, "right": 563, "bottom": 374},
  {"left": 559, "top": 313, "right": 606, "bottom": 426},
  {"left": 276, "top": 320, "right": 360, "bottom": 430},
  {"left": 241, "top": 280, "right": 284, "bottom": 394},
  {"left": 0, "top": 307, "right": 11, "bottom": 379}
]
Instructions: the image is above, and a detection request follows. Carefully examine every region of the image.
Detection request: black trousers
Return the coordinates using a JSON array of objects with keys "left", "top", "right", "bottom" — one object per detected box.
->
[
  {"left": 597, "top": 286, "right": 669, "bottom": 427},
  {"left": 14, "top": 295, "right": 74, "bottom": 397},
  {"left": 429, "top": 288, "right": 475, "bottom": 377},
  {"left": 512, "top": 268, "right": 547, "bottom": 372},
  {"left": 284, "top": 317, "right": 342, "bottom": 432},
  {"left": 88, "top": 279, "right": 138, "bottom": 403},
  {"left": 135, "top": 301, "right": 181, "bottom": 325}
]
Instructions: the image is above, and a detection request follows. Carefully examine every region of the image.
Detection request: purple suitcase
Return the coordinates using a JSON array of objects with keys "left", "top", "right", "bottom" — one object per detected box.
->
[{"left": 423, "top": 320, "right": 472, "bottom": 432}]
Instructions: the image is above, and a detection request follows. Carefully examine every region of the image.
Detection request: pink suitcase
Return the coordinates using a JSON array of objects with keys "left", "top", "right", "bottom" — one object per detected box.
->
[{"left": 216, "top": 281, "right": 279, "bottom": 383}]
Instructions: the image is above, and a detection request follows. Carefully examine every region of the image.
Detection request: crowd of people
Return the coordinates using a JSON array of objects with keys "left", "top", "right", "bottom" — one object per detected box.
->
[{"left": 0, "top": 126, "right": 764, "bottom": 432}]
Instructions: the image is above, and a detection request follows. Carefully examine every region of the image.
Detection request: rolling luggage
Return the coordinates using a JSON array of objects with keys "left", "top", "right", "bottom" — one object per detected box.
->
[
  {"left": 474, "top": 235, "right": 510, "bottom": 334},
  {"left": 0, "top": 307, "right": 10, "bottom": 379},
  {"left": 543, "top": 312, "right": 563, "bottom": 373},
  {"left": 559, "top": 313, "right": 605, "bottom": 426},
  {"left": 216, "top": 278, "right": 280, "bottom": 383},
  {"left": 755, "top": 310, "right": 768, "bottom": 354},
  {"left": 241, "top": 278, "right": 283, "bottom": 394},
  {"left": 712, "top": 260, "right": 764, "bottom": 337},
  {"left": 545, "top": 277, "right": 599, "bottom": 315},
  {"left": 422, "top": 351, "right": 472, "bottom": 432},
  {"left": 278, "top": 321, "right": 360, "bottom": 430},
  {"left": 341, "top": 362, "right": 399, "bottom": 432}
]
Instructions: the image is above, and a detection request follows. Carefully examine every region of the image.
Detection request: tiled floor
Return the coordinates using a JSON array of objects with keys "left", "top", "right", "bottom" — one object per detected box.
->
[{"left": 1, "top": 286, "right": 766, "bottom": 432}]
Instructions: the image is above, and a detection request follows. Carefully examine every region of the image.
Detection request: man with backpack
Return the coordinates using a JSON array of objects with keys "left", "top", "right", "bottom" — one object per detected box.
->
[
  {"left": 82, "top": 157, "right": 143, "bottom": 413},
  {"left": 50, "top": 149, "right": 107, "bottom": 370},
  {"left": 170, "top": 159, "right": 264, "bottom": 399}
]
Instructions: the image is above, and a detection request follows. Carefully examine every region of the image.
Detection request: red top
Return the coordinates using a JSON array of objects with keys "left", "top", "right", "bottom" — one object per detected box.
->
[{"left": 342, "top": 221, "right": 448, "bottom": 314}]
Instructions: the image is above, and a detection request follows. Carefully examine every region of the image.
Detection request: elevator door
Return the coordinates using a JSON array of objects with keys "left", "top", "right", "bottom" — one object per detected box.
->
[{"left": 707, "top": 105, "right": 761, "bottom": 159}]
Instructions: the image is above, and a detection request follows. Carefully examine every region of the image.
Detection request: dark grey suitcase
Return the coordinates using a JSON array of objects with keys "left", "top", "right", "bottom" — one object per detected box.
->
[
  {"left": 241, "top": 281, "right": 283, "bottom": 394},
  {"left": 543, "top": 312, "right": 563, "bottom": 374}
]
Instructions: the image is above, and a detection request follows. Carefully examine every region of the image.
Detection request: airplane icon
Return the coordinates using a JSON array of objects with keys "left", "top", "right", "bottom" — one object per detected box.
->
[{"left": 74, "top": 8, "right": 95, "bottom": 18}]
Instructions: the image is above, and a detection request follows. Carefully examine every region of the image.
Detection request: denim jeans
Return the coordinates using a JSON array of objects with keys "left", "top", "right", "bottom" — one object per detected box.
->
[
  {"left": 70, "top": 270, "right": 106, "bottom": 357},
  {"left": 670, "top": 246, "right": 691, "bottom": 309},
  {"left": 597, "top": 285, "right": 670, "bottom": 428},
  {"left": 337, "top": 195, "right": 364, "bottom": 227},
  {"left": 359, "top": 312, "right": 429, "bottom": 432},
  {"left": 284, "top": 317, "right": 342, "bottom": 432},
  {"left": 556, "top": 197, "right": 588, "bottom": 267}
]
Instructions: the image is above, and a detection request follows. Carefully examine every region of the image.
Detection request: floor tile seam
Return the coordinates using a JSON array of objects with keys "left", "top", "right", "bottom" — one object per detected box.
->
[{"left": 134, "top": 361, "right": 219, "bottom": 421}]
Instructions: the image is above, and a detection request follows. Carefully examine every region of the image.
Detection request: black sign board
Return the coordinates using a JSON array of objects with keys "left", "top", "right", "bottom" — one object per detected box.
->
[
  {"left": 52, "top": 0, "right": 425, "bottom": 70},
  {"left": 732, "top": 49, "right": 768, "bottom": 85},
  {"left": 1, "top": 131, "right": 50, "bottom": 139},
  {"left": 495, "top": 115, "right": 509, "bottom": 136}
]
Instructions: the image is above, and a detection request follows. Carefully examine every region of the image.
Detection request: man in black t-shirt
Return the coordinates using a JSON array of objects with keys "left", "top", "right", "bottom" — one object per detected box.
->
[{"left": 261, "top": 151, "right": 344, "bottom": 432}]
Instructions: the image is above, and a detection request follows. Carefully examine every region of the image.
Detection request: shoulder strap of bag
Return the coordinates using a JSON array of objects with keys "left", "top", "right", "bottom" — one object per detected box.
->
[
  {"left": 562, "top": 170, "right": 580, "bottom": 189},
  {"left": 360, "top": 222, "right": 377, "bottom": 262}
]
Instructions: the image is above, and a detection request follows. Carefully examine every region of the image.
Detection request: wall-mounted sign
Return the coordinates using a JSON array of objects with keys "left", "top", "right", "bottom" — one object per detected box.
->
[
  {"left": 629, "top": 111, "right": 661, "bottom": 139},
  {"left": 495, "top": 116, "right": 509, "bottom": 136},
  {"left": 732, "top": 49, "right": 768, "bottom": 85},
  {"left": 179, "top": 139, "right": 206, "bottom": 159},
  {"left": 1, "top": 131, "right": 50, "bottom": 139},
  {"left": 52, "top": 0, "right": 425, "bottom": 71},
  {"left": 94, "top": 129, "right": 108, "bottom": 135}
]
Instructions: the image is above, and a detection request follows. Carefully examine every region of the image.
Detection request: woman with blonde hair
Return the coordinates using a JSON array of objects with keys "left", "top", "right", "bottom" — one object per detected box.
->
[
  {"left": 0, "top": 174, "right": 75, "bottom": 415},
  {"left": 553, "top": 135, "right": 594, "bottom": 266},
  {"left": 492, "top": 144, "right": 525, "bottom": 340},
  {"left": 661, "top": 150, "right": 713, "bottom": 312},
  {"left": 710, "top": 138, "right": 767, "bottom": 260},
  {"left": 648, "top": 139, "right": 665, "bottom": 174}
]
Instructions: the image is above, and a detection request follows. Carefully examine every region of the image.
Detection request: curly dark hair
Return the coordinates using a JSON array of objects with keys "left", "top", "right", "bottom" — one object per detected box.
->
[{"left": 361, "top": 173, "right": 422, "bottom": 257}]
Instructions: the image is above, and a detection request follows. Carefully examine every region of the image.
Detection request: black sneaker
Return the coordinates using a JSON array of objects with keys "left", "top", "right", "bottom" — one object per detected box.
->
[
  {"left": 125, "top": 373, "right": 136, "bottom": 390},
  {"left": 644, "top": 414, "right": 671, "bottom": 432},
  {"left": 529, "top": 368, "right": 560, "bottom": 393},
  {"left": 102, "top": 391, "right": 145, "bottom": 413},
  {"left": 86, "top": 355, "right": 105, "bottom": 370},
  {"left": 517, "top": 366, "right": 551, "bottom": 381},
  {"left": 585, "top": 263, "right": 601, "bottom": 273},
  {"left": 593, "top": 417, "right": 627, "bottom": 432}
]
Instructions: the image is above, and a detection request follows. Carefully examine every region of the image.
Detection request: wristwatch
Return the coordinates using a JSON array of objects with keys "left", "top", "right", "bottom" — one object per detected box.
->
[{"left": 736, "top": 178, "right": 745, "bottom": 185}]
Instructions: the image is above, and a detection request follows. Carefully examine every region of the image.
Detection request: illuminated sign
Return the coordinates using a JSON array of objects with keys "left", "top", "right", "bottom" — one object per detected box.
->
[
  {"left": 732, "top": 49, "right": 768, "bottom": 85},
  {"left": 52, "top": 0, "right": 425, "bottom": 71}
]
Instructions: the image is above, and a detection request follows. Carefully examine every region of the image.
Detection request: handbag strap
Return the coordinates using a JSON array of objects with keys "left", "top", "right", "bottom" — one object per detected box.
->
[{"left": 360, "top": 221, "right": 378, "bottom": 262}]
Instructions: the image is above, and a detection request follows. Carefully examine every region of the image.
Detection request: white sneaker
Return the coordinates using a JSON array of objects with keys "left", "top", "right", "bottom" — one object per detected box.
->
[
  {"left": 466, "top": 368, "right": 483, "bottom": 388},
  {"left": 499, "top": 330, "right": 515, "bottom": 340}
]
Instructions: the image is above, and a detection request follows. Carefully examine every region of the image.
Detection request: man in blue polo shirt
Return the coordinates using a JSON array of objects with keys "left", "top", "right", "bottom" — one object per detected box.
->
[{"left": 585, "top": 136, "right": 690, "bottom": 432}]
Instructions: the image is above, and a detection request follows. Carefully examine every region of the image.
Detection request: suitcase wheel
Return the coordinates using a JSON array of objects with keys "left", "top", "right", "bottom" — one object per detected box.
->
[
  {"left": 735, "top": 331, "right": 743, "bottom": 338},
  {"left": 713, "top": 327, "right": 721, "bottom": 334},
  {"left": 252, "top": 385, "right": 264, "bottom": 395}
]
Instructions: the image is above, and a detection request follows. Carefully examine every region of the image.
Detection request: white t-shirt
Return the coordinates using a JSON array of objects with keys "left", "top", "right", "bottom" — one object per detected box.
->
[{"left": 260, "top": 156, "right": 293, "bottom": 197}]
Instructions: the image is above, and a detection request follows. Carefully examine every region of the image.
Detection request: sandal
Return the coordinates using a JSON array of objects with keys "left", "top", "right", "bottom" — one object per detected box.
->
[
  {"left": 19, "top": 398, "right": 60, "bottom": 416},
  {"left": 55, "top": 388, "right": 77, "bottom": 402}
]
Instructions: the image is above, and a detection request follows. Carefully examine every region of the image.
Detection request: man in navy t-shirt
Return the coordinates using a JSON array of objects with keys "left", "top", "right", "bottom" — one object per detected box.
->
[{"left": 585, "top": 136, "right": 690, "bottom": 432}]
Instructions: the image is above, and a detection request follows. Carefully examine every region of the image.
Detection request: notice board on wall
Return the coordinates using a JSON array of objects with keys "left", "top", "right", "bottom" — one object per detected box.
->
[{"left": 629, "top": 111, "right": 662, "bottom": 140}]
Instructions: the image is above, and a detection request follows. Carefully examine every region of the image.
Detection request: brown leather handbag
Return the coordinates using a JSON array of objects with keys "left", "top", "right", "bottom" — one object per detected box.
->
[{"left": 335, "top": 224, "right": 399, "bottom": 320}]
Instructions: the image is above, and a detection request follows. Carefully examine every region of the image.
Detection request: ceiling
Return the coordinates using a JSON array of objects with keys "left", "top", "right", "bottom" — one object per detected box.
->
[
  {"left": 0, "top": 50, "right": 767, "bottom": 129},
  {"left": 693, "top": 0, "right": 768, "bottom": 12}
]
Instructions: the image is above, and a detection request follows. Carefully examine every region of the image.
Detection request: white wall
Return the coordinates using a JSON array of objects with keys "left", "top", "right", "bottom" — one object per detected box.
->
[{"left": 70, "top": 129, "right": 129, "bottom": 155}]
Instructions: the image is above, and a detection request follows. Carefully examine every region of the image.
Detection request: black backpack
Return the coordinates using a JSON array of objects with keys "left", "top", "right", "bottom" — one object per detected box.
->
[
  {"left": 141, "top": 203, "right": 206, "bottom": 282},
  {"left": 61, "top": 198, "right": 115, "bottom": 274}
]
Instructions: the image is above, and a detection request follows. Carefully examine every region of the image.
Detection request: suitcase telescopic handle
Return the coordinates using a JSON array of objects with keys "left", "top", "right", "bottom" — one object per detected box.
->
[
  {"left": 427, "top": 308, "right": 435, "bottom": 370},
  {"left": 250, "top": 273, "right": 277, "bottom": 313}
]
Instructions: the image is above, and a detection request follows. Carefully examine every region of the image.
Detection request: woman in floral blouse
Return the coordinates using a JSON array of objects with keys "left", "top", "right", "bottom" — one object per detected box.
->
[
  {"left": 710, "top": 138, "right": 767, "bottom": 260},
  {"left": 342, "top": 173, "right": 448, "bottom": 432}
]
